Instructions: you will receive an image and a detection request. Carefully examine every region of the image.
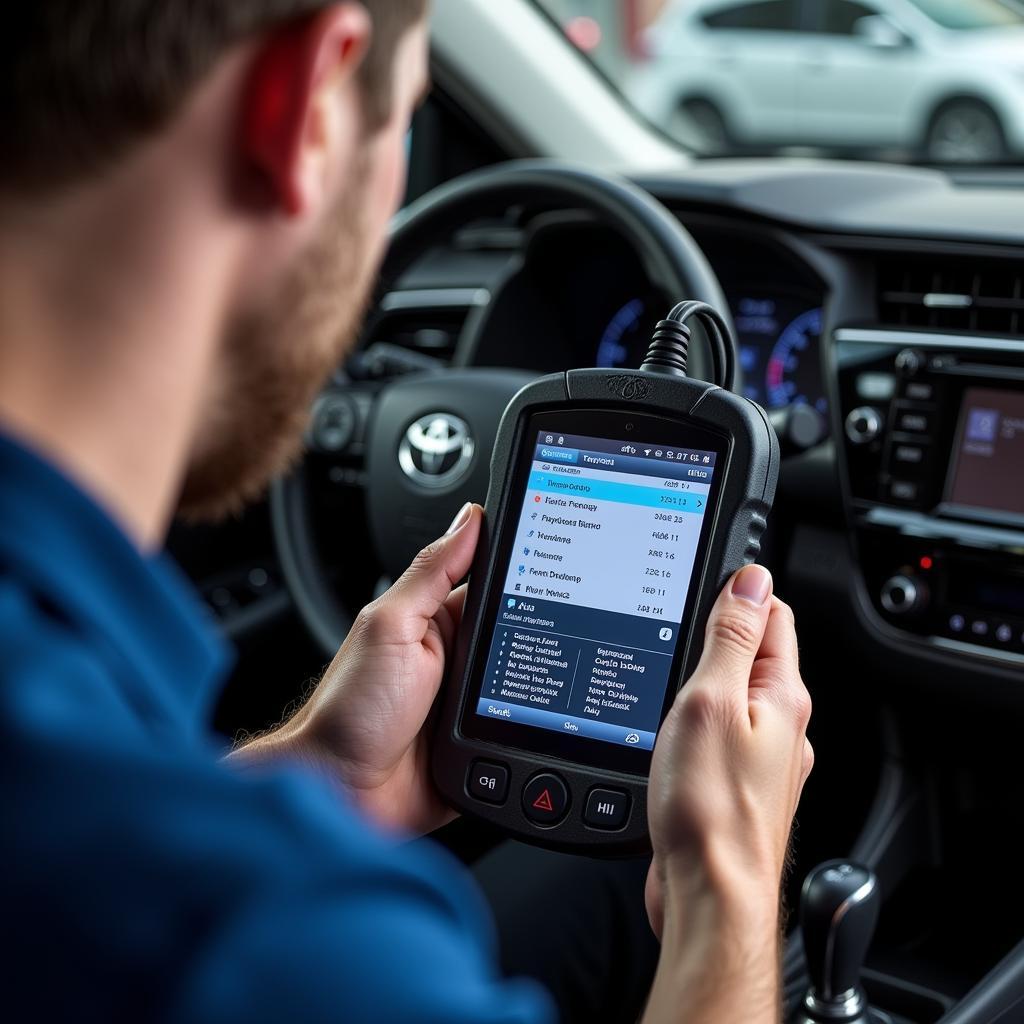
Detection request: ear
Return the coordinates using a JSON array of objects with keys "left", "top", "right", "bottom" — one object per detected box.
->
[{"left": 240, "top": 4, "right": 371, "bottom": 217}]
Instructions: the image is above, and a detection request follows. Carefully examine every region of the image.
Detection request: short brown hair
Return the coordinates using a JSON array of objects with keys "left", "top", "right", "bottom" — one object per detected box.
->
[{"left": 0, "top": 1, "right": 426, "bottom": 196}]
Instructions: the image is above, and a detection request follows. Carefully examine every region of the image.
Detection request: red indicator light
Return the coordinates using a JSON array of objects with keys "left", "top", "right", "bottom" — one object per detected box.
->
[{"left": 919, "top": 556, "right": 933, "bottom": 570}]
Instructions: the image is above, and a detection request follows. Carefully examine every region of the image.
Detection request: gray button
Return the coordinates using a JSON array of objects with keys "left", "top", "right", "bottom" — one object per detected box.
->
[
  {"left": 894, "top": 445, "right": 925, "bottom": 465},
  {"left": 904, "top": 382, "right": 934, "bottom": 402},
  {"left": 468, "top": 761, "right": 509, "bottom": 805},
  {"left": 897, "top": 411, "right": 930, "bottom": 433},
  {"left": 584, "top": 788, "right": 630, "bottom": 831},
  {"left": 890, "top": 480, "right": 919, "bottom": 502}
]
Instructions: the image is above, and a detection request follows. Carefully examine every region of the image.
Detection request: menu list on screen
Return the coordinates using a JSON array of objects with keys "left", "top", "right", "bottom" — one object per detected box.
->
[{"left": 474, "top": 430, "right": 718, "bottom": 752}]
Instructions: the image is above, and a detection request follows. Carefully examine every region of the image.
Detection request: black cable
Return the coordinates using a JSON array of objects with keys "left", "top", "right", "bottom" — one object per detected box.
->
[{"left": 640, "top": 300, "right": 737, "bottom": 393}]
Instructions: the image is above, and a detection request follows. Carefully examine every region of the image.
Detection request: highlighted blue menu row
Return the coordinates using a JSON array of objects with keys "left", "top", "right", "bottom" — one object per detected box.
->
[{"left": 529, "top": 471, "right": 707, "bottom": 512}]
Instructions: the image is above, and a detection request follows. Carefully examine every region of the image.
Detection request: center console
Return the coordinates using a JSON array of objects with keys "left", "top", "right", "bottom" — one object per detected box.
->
[{"left": 832, "top": 329, "right": 1024, "bottom": 670}]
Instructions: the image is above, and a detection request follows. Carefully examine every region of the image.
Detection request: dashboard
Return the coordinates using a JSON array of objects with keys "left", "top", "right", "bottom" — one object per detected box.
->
[{"left": 453, "top": 217, "right": 829, "bottom": 418}]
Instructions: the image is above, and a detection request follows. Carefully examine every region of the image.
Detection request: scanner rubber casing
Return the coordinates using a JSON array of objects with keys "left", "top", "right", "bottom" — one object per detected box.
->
[{"left": 432, "top": 368, "right": 779, "bottom": 855}]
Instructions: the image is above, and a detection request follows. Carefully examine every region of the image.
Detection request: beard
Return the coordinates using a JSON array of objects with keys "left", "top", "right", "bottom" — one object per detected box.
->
[{"left": 177, "top": 169, "right": 377, "bottom": 523}]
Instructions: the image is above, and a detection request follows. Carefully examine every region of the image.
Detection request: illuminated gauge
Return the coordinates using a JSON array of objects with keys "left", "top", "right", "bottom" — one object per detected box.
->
[
  {"left": 765, "top": 307, "right": 825, "bottom": 411},
  {"left": 596, "top": 298, "right": 646, "bottom": 368}
]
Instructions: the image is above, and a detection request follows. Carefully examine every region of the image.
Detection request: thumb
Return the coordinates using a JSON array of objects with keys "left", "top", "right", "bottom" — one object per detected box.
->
[
  {"left": 377, "top": 504, "right": 483, "bottom": 631},
  {"left": 691, "top": 564, "right": 774, "bottom": 698}
]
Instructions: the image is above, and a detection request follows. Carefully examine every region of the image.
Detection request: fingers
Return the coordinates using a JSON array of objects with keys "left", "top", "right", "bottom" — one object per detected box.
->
[
  {"left": 801, "top": 738, "right": 815, "bottom": 787},
  {"left": 690, "top": 565, "right": 774, "bottom": 701},
  {"left": 433, "top": 584, "right": 469, "bottom": 651},
  {"left": 755, "top": 596, "right": 799, "bottom": 667},
  {"left": 749, "top": 598, "right": 812, "bottom": 729},
  {"left": 645, "top": 865, "right": 665, "bottom": 941},
  {"left": 372, "top": 505, "right": 482, "bottom": 641}
]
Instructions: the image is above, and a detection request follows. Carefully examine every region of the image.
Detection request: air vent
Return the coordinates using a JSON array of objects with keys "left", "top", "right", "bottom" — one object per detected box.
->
[
  {"left": 362, "top": 288, "right": 489, "bottom": 364},
  {"left": 878, "top": 256, "right": 1024, "bottom": 335}
]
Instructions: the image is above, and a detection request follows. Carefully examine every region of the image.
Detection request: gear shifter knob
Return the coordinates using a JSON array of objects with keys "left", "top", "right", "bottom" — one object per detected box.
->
[{"left": 797, "top": 860, "right": 880, "bottom": 1023}]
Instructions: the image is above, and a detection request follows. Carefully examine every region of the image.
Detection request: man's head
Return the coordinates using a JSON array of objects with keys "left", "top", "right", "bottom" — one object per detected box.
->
[{"left": 0, "top": 2, "right": 429, "bottom": 523}]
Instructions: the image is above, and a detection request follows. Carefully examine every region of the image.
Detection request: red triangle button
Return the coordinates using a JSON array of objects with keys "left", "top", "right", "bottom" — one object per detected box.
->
[{"left": 532, "top": 788, "right": 554, "bottom": 812}]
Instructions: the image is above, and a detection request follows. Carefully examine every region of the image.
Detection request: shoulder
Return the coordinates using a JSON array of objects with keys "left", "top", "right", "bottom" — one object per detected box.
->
[{"left": 0, "top": 574, "right": 131, "bottom": 737}]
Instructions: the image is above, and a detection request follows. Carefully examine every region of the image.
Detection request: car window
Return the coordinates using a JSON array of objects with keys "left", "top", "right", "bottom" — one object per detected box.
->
[
  {"left": 819, "top": 0, "right": 882, "bottom": 34},
  {"left": 531, "top": 0, "right": 1024, "bottom": 167},
  {"left": 908, "top": 0, "right": 1024, "bottom": 29},
  {"left": 701, "top": 0, "right": 802, "bottom": 31}
]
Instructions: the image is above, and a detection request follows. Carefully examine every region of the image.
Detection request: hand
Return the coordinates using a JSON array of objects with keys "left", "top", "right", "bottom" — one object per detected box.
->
[
  {"left": 238, "top": 503, "right": 482, "bottom": 835},
  {"left": 645, "top": 563, "right": 813, "bottom": 947}
]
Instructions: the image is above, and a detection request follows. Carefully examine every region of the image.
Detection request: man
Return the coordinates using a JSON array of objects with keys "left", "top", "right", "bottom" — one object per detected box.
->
[{"left": 0, "top": 3, "right": 813, "bottom": 1022}]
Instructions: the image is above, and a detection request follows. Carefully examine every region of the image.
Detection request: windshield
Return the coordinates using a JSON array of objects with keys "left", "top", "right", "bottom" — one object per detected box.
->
[{"left": 531, "top": 0, "right": 1024, "bottom": 166}]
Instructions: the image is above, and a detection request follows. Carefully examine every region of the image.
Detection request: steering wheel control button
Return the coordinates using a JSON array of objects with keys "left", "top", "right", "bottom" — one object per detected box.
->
[
  {"left": 398, "top": 413, "right": 476, "bottom": 491},
  {"left": 583, "top": 788, "right": 630, "bottom": 831},
  {"left": 844, "top": 407, "right": 882, "bottom": 445},
  {"left": 309, "top": 393, "right": 358, "bottom": 453},
  {"left": 467, "top": 761, "right": 509, "bottom": 805},
  {"left": 522, "top": 773, "right": 569, "bottom": 827}
]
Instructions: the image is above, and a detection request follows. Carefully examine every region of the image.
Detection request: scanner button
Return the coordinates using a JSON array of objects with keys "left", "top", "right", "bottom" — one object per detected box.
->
[
  {"left": 468, "top": 761, "right": 509, "bottom": 805},
  {"left": 584, "top": 788, "right": 630, "bottom": 831},
  {"left": 522, "top": 773, "right": 569, "bottom": 826}
]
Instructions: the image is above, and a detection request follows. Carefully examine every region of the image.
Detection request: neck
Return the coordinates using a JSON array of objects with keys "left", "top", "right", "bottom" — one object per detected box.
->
[{"left": 0, "top": 182, "right": 236, "bottom": 552}]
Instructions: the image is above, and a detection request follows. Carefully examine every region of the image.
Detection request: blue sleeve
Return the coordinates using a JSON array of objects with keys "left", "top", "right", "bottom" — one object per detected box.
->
[
  {"left": 156, "top": 770, "right": 555, "bottom": 1024},
  {"left": 0, "top": 589, "right": 555, "bottom": 1024},
  {"left": 164, "top": 829, "right": 553, "bottom": 1024}
]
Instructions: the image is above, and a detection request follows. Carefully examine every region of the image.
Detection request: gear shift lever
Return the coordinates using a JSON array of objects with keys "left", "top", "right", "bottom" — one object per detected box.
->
[{"left": 791, "top": 861, "right": 883, "bottom": 1024}]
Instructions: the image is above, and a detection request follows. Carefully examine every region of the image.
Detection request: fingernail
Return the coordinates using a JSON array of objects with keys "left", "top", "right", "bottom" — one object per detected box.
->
[
  {"left": 446, "top": 503, "right": 473, "bottom": 536},
  {"left": 732, "top": 564, "right": 772, "bottom": 605}
]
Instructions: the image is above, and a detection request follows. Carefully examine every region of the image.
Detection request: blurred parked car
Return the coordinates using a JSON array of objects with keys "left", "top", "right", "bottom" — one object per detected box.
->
[{"left": 629, "top": 0, "right": 1024, "bottom": 162}]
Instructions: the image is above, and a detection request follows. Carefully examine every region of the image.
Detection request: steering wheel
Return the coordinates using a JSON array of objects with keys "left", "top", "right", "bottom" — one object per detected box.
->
[{"left": 271, "top": 160, "right": 729, "bottom": 659}]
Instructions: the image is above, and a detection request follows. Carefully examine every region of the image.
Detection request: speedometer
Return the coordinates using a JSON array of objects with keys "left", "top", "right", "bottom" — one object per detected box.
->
[
  {"left": 765, "top": 308, "right": 825, "bottom": 411},
  {"left": 596, "top": 298, "right": 646, "bottom": 369}
]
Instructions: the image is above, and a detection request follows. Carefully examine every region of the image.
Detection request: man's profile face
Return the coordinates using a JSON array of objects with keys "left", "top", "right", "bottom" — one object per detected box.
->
[{"left": 179, "top": 21, "right": 430, "bottom": 521}]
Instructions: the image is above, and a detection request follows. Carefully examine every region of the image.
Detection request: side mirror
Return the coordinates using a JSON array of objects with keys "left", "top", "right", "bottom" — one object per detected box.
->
[{"left": 853, "top": 14, "right": 912, "bottom": 49}]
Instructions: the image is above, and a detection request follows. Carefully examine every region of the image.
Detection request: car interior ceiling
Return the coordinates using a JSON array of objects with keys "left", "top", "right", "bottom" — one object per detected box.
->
[{"left": 167, "top": 76, "right": 1024, "bottom": 1024}]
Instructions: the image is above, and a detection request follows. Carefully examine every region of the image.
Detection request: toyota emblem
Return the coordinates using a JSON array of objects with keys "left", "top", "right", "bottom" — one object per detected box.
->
[{"left": 398, "top": 414, "right": 476, "bottom": 490}]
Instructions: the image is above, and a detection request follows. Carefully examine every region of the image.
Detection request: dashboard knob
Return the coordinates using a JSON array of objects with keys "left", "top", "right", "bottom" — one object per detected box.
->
[
  {"left": 880, "top": 574, "right": 921, "bottom": 615},
  {"left": 894, "top": 348, "right": 925, "bottom": 376},
  {"left": 845, "top": 407, "right": 882, "bottom": 445}
]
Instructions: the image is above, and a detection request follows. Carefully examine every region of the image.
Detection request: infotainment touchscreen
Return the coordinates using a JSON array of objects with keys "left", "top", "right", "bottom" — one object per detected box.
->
[
  {"left": 947, "top": 388, "right": 1024, "bottom": 519},
  {"left": 466, "top": 426, "right": 721, "bottom": 755}
]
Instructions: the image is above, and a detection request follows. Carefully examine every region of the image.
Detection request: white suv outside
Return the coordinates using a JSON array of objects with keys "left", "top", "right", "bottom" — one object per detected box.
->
[{"left": 628, "top": 0, "right": 1024, "bottom": 162}]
